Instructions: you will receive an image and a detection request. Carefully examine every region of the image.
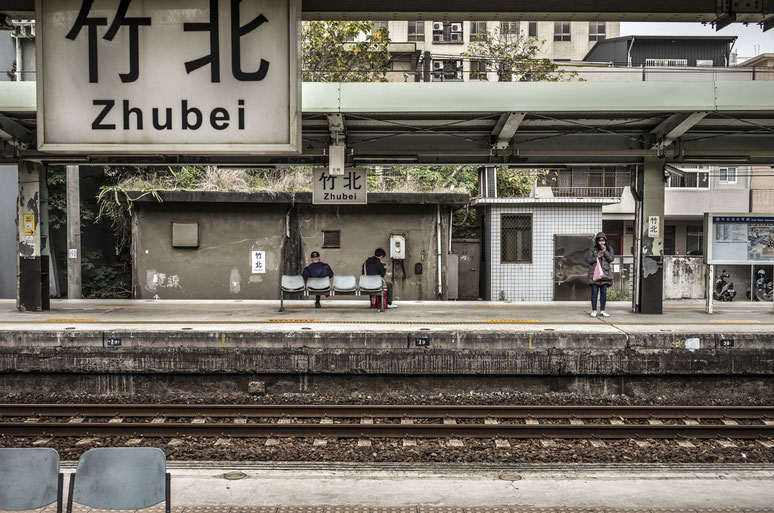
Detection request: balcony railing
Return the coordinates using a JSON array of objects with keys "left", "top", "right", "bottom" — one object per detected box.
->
[{"left": 551, "top": 186, "right": 625, "bottom": 198}]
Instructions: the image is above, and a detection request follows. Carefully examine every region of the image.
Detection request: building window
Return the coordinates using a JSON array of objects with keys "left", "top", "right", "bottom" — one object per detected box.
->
[
  {"left": 668, "top": 167, "right": 710, "bottom": 188},
  {"left": 645, "top": 58, "right": 688, "bottom": 67},
  {"left": 589, "top": 22, "right": 606, "bottom": 41},
  {"left": 718, "top": 167, "right": 737, "bottom": 184},
  {"left": 501, "top": 215, "right": 532, "bottom": 263},
  {"left": 686, "top": 225, "right": 704, "bottom": 255},
  {"left": 470, "top": 60, "right": 488, "bottom": 80},
  {"left": 470, "top": 21, "right": 487, "bottom": 41},
  {"left": 432, "top": 59, "right": 463, "bottom": 81},
  {"left": 323, "top": 230, "right": 341, "bottom": 248},
  {"left": 528, "top": 21, "right": 538, "bottom": 38},
  {"left": 432, "top": 21, "right": 464, "bottom": 43},
  {"left": 500, "top": 21, "right": 519, "bottom": 35},
  {"left": 696, "top": 59, "right": 714, "bottom": 67},
  {"left": 553, "top": 21, "right": 571, "bottom": 42},
  {"left": 372, "top": 21, "right": 389, "bottom": 35},
  {"left": 407, "top": 21, "right": 424, "bottom": 41},
  {"left": 664, "top": 225, "right": 676, "bottom": 255}
]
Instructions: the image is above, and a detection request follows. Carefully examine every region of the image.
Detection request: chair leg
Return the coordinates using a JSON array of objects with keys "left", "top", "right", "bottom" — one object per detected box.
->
[
  {"left": 279, "top": 290, "right": 285, "bottom": 312},
  {"left": 165, "top": 472, "right": 172, "bottom": 513},
  {"left": 57, "top": 473, "right": 64, "bottom": 513},
  {"left": 66, "top": 473, "right": 75, "bottom": 513}
]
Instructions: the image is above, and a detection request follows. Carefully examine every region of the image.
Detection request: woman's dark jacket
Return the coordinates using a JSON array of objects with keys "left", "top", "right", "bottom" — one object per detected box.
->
[{"left": 585, "top": 232, "right": 614, "bottom": 286}]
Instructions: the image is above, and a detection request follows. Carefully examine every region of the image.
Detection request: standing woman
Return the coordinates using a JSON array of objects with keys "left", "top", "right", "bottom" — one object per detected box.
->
[{"left": 586, "top": 232, "right": 614, "bottom": 317}]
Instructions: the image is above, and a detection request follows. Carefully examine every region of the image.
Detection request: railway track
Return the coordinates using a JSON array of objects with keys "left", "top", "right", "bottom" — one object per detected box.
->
[{"left": 2, "top": 404, "right": 773, "bottom": 439}]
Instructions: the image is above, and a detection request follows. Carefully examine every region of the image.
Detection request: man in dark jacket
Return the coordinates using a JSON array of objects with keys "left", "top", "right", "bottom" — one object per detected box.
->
[
  {"left": 363, "top": 247, "right": 396, "bottom": 308},
  {"left": 302, "top": 251, "right": 334, "bottom": 308}
]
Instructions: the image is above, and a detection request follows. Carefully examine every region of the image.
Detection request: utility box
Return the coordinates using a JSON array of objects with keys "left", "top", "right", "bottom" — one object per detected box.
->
[{"left": 390, "top": 234, "right": 406, "bottom": 259}]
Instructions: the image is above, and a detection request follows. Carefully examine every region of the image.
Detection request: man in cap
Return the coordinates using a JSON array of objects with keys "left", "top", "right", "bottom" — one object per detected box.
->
[{"left": 302, "top": 251, "right": 334, "bottom": 308}]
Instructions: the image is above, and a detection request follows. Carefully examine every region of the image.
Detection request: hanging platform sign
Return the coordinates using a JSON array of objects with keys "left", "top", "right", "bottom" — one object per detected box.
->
[
  {"left": 705, "top": 213, "right": 774, "bottom": 264},
  {"left": 36, "top": 0, "right": 300, "bottom": 154},
  {"left": 313, "top": 168, "right": 367, "bottom": 205}
]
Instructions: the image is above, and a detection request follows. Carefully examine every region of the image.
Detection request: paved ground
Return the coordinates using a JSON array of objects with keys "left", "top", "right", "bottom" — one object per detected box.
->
[
  {"left": 0, "top": 299, "right": 772, "bottom": 336},
  {"left": 45, "top": 462, "right": 774, "bottom": 509}
]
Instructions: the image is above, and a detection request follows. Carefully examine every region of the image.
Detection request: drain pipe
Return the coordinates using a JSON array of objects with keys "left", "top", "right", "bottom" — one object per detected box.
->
[{"left": 437, "top": 205, "right": 443, "bottom": 298}]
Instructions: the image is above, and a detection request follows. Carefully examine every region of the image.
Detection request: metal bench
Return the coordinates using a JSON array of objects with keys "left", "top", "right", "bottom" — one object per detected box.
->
[
  {"left": 278, "top": 274, "right": 387, "bottom": 311},
  {"left": 332, "top": 274, "right": 358, "bottom": 295},
  {"left": 279, "top": 274, "right": 305, "bottom": 312},
  {"left": 0, "top": 448, "right": 63, "bottom": 513},
  {"left": 359, "top": 274, "right": 387, "bottom": 312}
]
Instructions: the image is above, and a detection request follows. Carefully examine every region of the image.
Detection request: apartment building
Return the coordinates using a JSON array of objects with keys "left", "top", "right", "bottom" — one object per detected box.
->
[{"left": 375, "top": 20, "right": 620, "bottom": 81}]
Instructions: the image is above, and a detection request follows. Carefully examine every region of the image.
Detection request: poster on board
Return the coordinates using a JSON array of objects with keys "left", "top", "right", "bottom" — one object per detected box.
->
[{"left": 706, "top": 214, "right": 774, "bottom": 264}]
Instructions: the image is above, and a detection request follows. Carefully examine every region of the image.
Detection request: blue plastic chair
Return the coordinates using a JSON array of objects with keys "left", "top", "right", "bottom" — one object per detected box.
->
[
  {"left": 67, "top": 447, "right": 170, "bottom": 513},
  {"left": 0, "top": 448, "right": 63, "bottom": 513}
]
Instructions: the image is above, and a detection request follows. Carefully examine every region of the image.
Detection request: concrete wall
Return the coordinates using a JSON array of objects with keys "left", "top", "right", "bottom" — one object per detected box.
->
[
  {"left": 133, "top": 198, "right": 454, "bottom": 300},
  {"left": 663, "top": 256, "right": 706, "bottom": 299},
  {"left": 0, "top": 166, "right": 18, "bottom": 298},
  {"left": 484, "top": 204, "right": 602, "bottom": 301}
]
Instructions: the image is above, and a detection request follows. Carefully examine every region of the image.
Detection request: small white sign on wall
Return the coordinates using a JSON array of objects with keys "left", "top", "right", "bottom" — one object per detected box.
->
[
  {"left": 648, "top": 216, "right": 660, "bottom": 238},
  {"left": 251, "top": 251, "right": 266, "bottom": 274}
]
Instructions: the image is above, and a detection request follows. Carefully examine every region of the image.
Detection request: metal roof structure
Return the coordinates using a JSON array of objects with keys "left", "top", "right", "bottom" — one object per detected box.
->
[
  {"left": 2, "top": 0, "right": 773, "bottom": 26},
  {"left": 2, "top": 80, "right": 774, "bottom": 166}
]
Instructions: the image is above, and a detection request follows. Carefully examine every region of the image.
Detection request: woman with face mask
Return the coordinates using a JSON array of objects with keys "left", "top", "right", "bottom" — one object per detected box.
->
[{"left": 585, "top": 232, "right": 614, "bottom": 317}]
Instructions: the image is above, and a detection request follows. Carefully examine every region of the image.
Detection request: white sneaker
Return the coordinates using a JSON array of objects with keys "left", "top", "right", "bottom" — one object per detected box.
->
[
  {"left": 591, "top": 311, "right": 597, "bottom": 317},
  {"left": 387, "top": 304, "right": 397, "bottom": 309},
  {"left": 600, "top": 311, "right": 610, "bottom": 317}
]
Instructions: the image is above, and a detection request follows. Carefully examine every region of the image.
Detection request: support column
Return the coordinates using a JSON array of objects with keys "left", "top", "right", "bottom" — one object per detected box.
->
[
  {"left": 17, "top": 161, "right": 49, "bottom": 311},
  {"left": 637, "top": 157, "right": 665, "bottom": 314},
  {"left": 66, "top": 165, "right": 82, "bottom": 299}
]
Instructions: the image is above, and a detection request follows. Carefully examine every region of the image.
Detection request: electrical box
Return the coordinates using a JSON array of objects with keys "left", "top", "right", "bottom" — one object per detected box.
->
[
  {"left": 390, "top": 234, "right": 406, "bottom": 259},
  {"left": 329, "top": 144, "right": 345, "bottom": 176}
]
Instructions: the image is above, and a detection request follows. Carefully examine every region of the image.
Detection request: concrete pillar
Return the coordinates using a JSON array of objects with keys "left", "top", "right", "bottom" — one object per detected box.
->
[
  {"left": 637, "top": 157, "right": 665, "bottom": 314},
  {"left": 17, "top": 161, "right": 50, "bottom": 311},
  {"left": 66, "top": 165, "right": 82, "bottom": 299}
]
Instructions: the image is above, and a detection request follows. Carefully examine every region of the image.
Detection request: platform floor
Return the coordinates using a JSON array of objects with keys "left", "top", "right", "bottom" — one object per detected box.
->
[
  {"left": 1, "top": 299, "right": 772, "bottom": 336},
  {"left": 9, "top": 463, "right": 773, "bottom": 510}
]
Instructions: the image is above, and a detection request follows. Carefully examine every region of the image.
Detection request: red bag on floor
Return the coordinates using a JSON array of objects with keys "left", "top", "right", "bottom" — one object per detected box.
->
[{"left": 593, "top": 259, "right": 604, "bottom": 281}]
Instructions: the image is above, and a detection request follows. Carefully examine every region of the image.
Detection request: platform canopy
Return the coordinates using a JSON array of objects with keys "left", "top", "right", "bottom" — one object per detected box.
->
[
  {"left": 2, "top": 80, "right": 774, "bottom": 166},
  {"left": 2, "top": 0, "right": 774, "bottom": 25}
]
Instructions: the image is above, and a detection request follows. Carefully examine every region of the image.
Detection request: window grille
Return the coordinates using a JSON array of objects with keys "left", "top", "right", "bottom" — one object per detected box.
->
[
  {"left": 500, "top": 21, "right": 519, "bottom": 35},
  {"left": 323, "top": 230, "right": 341, "bottom": 248},
  {"left": 686, "top": 225, "right": 704, "bottom": 255},
  {"left": 553, "top": 21, "right": 571, "bottom": 41},
  {"left": 667, "top": 167, "right": 710, "bottom": 188},
  {"left": 589, "top": 22, "right": 606, "bottom": 41},
  {"left": 501, "top": 215, "right": 532, "bottom": 263},
  {"left": 432, "top": 21, "right": 464, "bottom": 43},
  {"left": 408, "top": 21, "right": 424, "bottom": 41},
  {"left": 718, "top": 167, "right": 737, "bottom": 184},
  {"left": 528, "top": 22, "right": 538, "bottom": 38},
  {"left": 470, "top": 60, "right": 488, "bottom": 80},
  {"left": 645, "top": 58, "right": 688, "bottom": 67},
  {"left": 470, "top": 21, "right": 487, "bottom": 41}
]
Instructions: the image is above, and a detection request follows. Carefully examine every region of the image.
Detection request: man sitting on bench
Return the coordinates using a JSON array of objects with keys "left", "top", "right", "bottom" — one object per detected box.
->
[
  {"left": 363, "top": 247, "right": 397, "bottom": 309},
  {"left": 302, "top": 251, "right": 334, "bottom": 308}
]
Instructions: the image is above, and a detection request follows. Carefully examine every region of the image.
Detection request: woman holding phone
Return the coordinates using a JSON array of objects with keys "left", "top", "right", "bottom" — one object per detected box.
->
[{"left": 585, "top": 232, "right": 614, "bottom": 317}]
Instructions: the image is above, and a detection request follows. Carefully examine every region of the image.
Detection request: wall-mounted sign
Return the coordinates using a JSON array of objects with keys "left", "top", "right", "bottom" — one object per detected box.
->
[
  {"left": 23, "top": 214, "right": 35, "bottom": 236},
  {"left": 647, "top": 215, "right": 660, "bottom": 238},
  {"left": 706, "top": 213, "right": 774, "bottom": 264},
  {"left": 251, "top": 250, "right": 266, "bottom": 273},
  {"left": 312, "top": 168, "right": 367, "bottom": 205},
  {"left": 37, "top": 0, "right": 300, "bottom": 154}
]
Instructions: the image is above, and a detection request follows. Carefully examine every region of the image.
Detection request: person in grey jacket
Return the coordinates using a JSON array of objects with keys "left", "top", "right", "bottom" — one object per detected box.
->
[{"left": 585, "top": 232, "right": 614, "bottom": 317}]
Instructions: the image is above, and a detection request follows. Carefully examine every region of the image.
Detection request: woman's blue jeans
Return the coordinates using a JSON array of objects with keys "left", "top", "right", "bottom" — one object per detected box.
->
[{"left": 591, "top": 284, "right": 609, "bottom": 311}]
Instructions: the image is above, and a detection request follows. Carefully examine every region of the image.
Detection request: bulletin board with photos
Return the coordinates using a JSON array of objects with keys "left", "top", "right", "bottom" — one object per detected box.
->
[{"left": 705, "top": 213, "right": 774, "bottom": 265}]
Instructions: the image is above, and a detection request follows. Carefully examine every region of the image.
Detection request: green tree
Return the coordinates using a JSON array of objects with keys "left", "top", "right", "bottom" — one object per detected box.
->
[
  {"left": 302, "top": 21, "right": 392, "bottom": 82},
  {"left": 463, "top": 27, "right": 577, "bottom": 82}
]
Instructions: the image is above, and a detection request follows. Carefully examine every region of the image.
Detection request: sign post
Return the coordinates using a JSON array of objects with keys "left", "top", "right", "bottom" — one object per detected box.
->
[{"left": 36, "top": 0, "right": 300, "bottom": 154}]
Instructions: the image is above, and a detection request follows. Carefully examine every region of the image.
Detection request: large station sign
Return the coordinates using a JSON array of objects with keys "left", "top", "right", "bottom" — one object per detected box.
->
[
  {"left": 313, "top": 168, "right": 367, "bottom": 205},
  {"left": 705, "top": 213, "right": 774, "bottom": 264},
  {"left": 36, "top": 0, "right": 300, "bottom": 154}
]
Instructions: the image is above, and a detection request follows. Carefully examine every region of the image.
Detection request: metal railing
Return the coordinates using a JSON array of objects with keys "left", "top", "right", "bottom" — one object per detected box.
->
[{"left": 551, "top": 186, "right": 625, "bottom": 198}]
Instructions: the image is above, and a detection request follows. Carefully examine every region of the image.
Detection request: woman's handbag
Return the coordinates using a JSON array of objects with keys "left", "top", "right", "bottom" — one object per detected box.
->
[{"left": 593, "top": 258, "right": 604, "bottom": 281}]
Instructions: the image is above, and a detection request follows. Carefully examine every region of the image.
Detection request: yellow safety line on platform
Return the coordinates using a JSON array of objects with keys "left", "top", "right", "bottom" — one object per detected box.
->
[
  {"left": 44, "top": 319, "right": 97, "bottom": 322},
  {"left": 93, "top": 304, "right": 139, "bottom": 307},
  {"left": 265, "top": 319, "right": 318, "bottom": 323},
  {"left": 473, "top": 305, "right": 521, "bottom": 308},
  {"left": 487, "top": 319, "right": 541, "bottom": 323},
  {"left": 709, "top": 320, "right": 762, "bottom": 324}
]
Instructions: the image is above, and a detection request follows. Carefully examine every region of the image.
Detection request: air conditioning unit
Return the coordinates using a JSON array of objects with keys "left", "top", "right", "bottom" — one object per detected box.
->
[
  {"left": 432, "top": 22, "right": 444, "bottom": 31},
  {"left": 449, "top": 32, "right": 462, "bottom": 42},
  {"left": 433, "top": 61, "right": 445, "bottom": 70},
  {"left": 451, "top": 23, "right": 462, "bottom": 32}
]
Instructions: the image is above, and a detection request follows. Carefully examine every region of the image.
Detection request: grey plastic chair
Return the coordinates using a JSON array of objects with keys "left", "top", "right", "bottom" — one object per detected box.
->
[
  {"left": 359, "top": 275, "right": 386, "bottom": 312},
  {"left": 306, "top": 276, "right": 332, "bottom": 295},
  {"left": 279, "top": 274, "right": 305, "bottom": 312},
  {"left": 0, "top": 448, "right": 63, "bottom": 513},
  {"left": 67, "top": 447, "right": 170, "bottom": 513},
  {"left": 332, "top": 275, "right": 358, "bottom": 295}
]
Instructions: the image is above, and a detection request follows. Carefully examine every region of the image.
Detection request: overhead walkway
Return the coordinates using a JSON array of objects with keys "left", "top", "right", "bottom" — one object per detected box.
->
[{"left": 2, "top": 81, "right": 774, "bottom": 166}]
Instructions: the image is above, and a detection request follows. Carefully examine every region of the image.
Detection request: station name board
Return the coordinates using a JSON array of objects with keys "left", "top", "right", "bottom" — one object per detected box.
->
[
  {"left": 36, "top": 0, "right": 300, "bottom": 154},
  {"left": 312, "top": 168, "right": 367, "bottom": 205}
]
